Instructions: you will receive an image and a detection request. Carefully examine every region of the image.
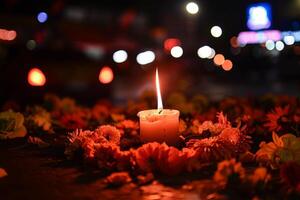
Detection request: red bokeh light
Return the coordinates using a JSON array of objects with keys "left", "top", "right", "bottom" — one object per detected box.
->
[
  {"left": 99, "top": 66, "right": 114, "bottom": 84},
  {"left": 0, "top": 29, "right": 17, "bottom": 41},
  {"left": 222, "top": 60, "right": 233, "bottom": 71},
  {"left": 28, "top": 68, "right": 46, "bottom": 86},
  {"left": 164, "top": 38, "right": 181, "bottom": 52}
]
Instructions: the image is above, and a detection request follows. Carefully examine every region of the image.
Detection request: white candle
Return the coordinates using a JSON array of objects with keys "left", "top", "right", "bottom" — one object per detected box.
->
[{"left": 137, "top": 69, "right": 180, "bottom": 146}]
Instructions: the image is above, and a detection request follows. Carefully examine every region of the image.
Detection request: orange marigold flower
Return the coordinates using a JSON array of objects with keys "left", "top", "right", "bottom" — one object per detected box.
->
[
  {"left": 94, "top": 143, "right": 132, "bottom": 171},
  {"left": 95, "top": 125, "right": 121, "bottom": 145},
  {"left": 264, "top": 105, "right": 289, "bottom": 132},
  {"left": 249, "top": 167, "right": 271, "bottom": 185},
  {"left": 134, "top": 142, "right": 190, "bottom": 175},
  {"left": 213, "top": 159, "right": 246, "bottom": 186},
  {"left": 59, "top": 113, "right": 87, "bottom": 130},
  {"left": 105, "top": 172, "right": 132, "bottom": 187},
  {"left": 91, "top": 104, "right": 110, "bottom": 121},
  {"left": 65, "top": 129, "right": 100, "bottom": 159}
]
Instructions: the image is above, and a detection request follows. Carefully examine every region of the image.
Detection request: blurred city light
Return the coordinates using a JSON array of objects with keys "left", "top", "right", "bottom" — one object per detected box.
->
[
  {"left": 99, "top": 66, "right": 114, "bottom": 84},
  {"left": 283, "top": 35, "right": 295, "bottom": 45},
  {"left": 247, "top": 3, "right": 271, "bottom": 30},
  {"left": 170, "top": 46, "right": 183, "bottom": 58},
  {"left": 275, "top": 41, "right": 284, "bottom": 51},
  {"left": 136, "top": 51, "right": 155, "bottom": 65},
  {"left": 0, "top": 29, "right": 17, "bottom": 41},
  {"left": 207, "top": 48, "right": 216, "bottom": 59},
  {"left": 197, "top": 46, "right": 213, "bottom": 59},
  {"left": 37, "top": 12, "right": 48, "bottom": 23},
  {"left": 222, "top": 60, "right": 233, "bottom": 71},
  {"left": 28, "top": 68, "right": 46, "bottom": 86},
  {"left": 164, "top": 38, "right": 181, "bottom": 51},
  {"left": 210, "top": 26, "right": 222, "bottom": 38},
  {"left": 265, "top": 40, "right": 275, "bottom": 50},
  {"left": 113, "top": 50, "right": 128, "bottom": 63},
  {"left": 185, "top": 2, "right": 199, "bottom": 15},
  {"left": 230, "top": 36, "right": 239, "bottom": 48},
  {"left": 26, "top": 40, "right": 36, "bottom": 50},
  {"left": 213, "top": 54, "right": 225, "bottom": 66},
  {"left": 237, "top": 30, "right": 281, "bottom": 45}
]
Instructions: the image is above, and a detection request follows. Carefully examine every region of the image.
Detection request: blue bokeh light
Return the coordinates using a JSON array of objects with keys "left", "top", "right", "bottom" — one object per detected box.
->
[
  {"left": 247, "top": 3, "right": 271, "bottom": 31},
  {"left": 37, "top": 12, "right": 48, "bottom": 23}
]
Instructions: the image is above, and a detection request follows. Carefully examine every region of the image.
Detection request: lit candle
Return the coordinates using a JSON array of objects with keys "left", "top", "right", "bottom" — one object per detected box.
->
[{"left": 137, "top": 68, "right": 180, "bottom": 146}]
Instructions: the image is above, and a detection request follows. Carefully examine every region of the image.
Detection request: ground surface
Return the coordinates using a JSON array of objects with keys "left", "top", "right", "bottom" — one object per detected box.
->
[{"left": 0, "top": 140, "right": 222, "bottom": 200}]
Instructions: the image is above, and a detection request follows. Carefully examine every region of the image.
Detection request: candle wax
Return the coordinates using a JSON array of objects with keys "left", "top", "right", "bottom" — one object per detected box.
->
[{"left": 137, "top": 109, "right": 180, "bottom": 146}]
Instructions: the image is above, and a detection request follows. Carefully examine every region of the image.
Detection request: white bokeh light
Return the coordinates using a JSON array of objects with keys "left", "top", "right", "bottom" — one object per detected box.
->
[
  {"left": 275, "top": 41, "right": 284, "bottom": 51},
  {"left": 185, "top": 2, "right": 199, "bottom": 15},
  {"left": 265, "top": 40, "right": 275, "bottom": 50},
  {"left": 283, "top": 35, "right": 295, "bottom": 45},
  {"left": 210, "top": 26, "right": 222, "bottom": 38},
  {"left": 113, "top": 50, "right": 128, "bottom": 63},
  {"left": 207, "top": 48, "right": 216, "bottom": 59},
  {"left": 170, "top": 46, "right": 183, "bottom": 58},
  {"left": 136, "top": 51, "right": 155, "bottom": 65},
  {"left": 197, "top": 46, "right": 213, "bottom": 59}
]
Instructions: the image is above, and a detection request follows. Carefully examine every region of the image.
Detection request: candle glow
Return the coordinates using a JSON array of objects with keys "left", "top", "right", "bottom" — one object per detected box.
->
[{"left": 137, "top": 68, "right": 180, "bottom": 146}]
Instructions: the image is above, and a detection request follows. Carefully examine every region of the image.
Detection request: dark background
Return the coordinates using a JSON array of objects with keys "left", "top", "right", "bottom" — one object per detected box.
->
[{"left": 0, "top": 0, "right": 300, "bottom": 106}]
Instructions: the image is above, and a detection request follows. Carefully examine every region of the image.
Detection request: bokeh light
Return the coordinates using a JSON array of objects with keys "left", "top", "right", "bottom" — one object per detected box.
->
[
  {"left": 222, "top": 60, "right": 233, "bottom": 71},
  {"left": 275, "top": 41, "right": 284, "bottom": 51},
  {"left": 265, "top": 40, "right": 275, "bottom": 50},
  {"left": 230, "top": 36, "right": 239, "bottom": 48},
  {"left": 283, "top": 35, "right": 295, "bottom": 45},
  {"left": 26, "top": 40, "right": 36, "bottom": 50},
  {"left": 164, "top": 38, "right": 181, "bottom": 52},
  {"left": 197, "top": 46, "right": 213, "bottom": 59},
  {"left": 99, "top": 66, "right": 114, "bottom": 84},
  {"left": 37, "top": 12, "right": 48, "bottom": 23},
  {"left": 207, "top": 48, "right": 216, "bottom": 59},
  {"left": 210, "top": 26, "right": 222, "bottom": 38},
  {"left": 113, "top": 50, "right": 128, "bottom": 63},
  {"left": 0, "top": 29, "right": 17, "bottom": 41},
  {"left": 170, "top": 46, "right": 183, "bottom": 58},
  {"left": 28, "top": 68, "right": 46, "bottom": 86},
  {"left": 185, "top": 2, "right": 199, "bottom": 15},
  {"left": 136, "top": 51, "right": 155, "bottom": 65},
  {"left": 213, "top": 54, "right": 225, "bottom": 66}
]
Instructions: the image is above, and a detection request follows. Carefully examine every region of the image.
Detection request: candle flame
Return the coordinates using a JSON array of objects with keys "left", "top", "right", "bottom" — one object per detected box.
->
[{"left": 156, "top": 68, "right": 163, "bottom": 110}]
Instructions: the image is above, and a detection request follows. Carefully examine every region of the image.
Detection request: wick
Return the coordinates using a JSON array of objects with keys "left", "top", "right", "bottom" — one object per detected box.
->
[{"left": 158, "top": 109, "right": 163, "bottom": 114}]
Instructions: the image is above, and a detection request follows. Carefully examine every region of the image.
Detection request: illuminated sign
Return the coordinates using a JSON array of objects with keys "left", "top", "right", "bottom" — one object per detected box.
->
[{"left": 247, "top": 3, "right": 272, "bottom": 31}]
